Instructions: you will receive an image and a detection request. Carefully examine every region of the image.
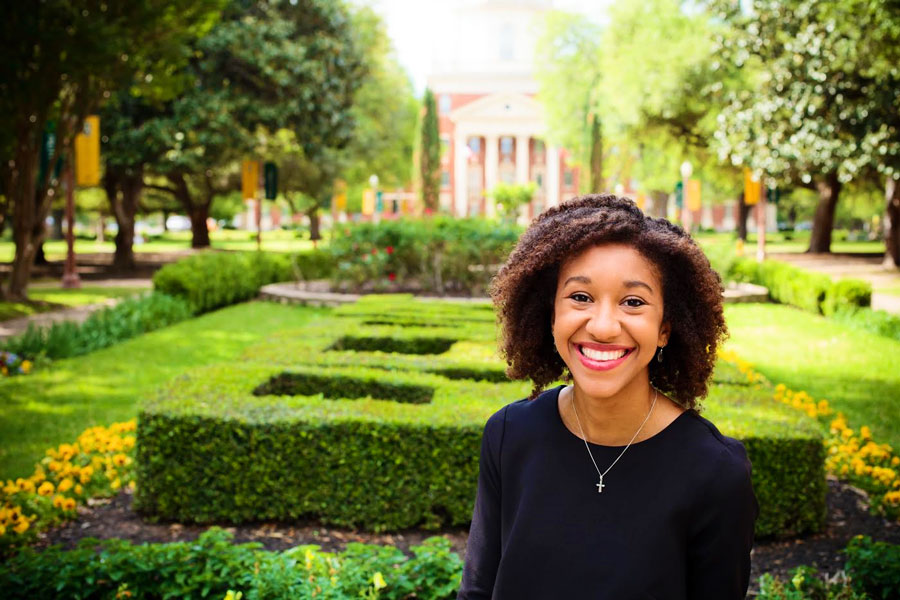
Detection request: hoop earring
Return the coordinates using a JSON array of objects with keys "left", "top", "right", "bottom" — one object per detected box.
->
[{"left": 657, "top": 346, "right": 664, "bottom": 363}]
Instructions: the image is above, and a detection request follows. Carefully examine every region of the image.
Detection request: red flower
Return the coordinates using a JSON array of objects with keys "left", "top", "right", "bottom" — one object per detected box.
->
[
  {"left": 371, "top": 248, "right": 377, "bottom": 255},
  {"left": 385, "top": 246, "right": 394, "bottom": 254},
  {"left": 388, "top": 273, "right": 396, "bottom": 281}
]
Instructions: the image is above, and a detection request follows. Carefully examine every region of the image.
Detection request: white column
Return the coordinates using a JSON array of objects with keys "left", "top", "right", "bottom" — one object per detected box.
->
[
  {"left": 547, "top": 144, "right": 560, "bottom": 208},
  {"left": 515, "top": 135, "right": 530, "bottom": 184},
  {"left": 454, "top": 130, "right": 468, "bottom": 218},
  {"left": 485, "top": 134, "right": 499, "bottom": 194}
]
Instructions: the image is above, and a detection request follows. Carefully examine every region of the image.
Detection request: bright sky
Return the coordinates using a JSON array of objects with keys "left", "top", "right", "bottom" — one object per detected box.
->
[{"left": 359, "top": 0, "right": 612, "bottom": 92}]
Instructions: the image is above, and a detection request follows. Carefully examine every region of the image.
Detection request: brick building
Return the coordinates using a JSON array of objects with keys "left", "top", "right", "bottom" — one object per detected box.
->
[{"left": 427, "top": 0, "right": 580, "bottom": 218}]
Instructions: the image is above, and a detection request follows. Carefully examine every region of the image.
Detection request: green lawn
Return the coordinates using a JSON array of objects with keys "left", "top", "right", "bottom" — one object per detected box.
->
[
  {"left": 694, "top": 231, "right": 885, "bottom": 254},
  {"left": 0, "top": 230, "right": 322, "bottom": 262},
  {"left": 0, "top": 301, "right": 324, "bottom": 480},
  {"left": 724, "top": 303, "right": 900, "bottom": 452},
  {"left": 0, "top": 286, "right": 151, "bottom": 321}
]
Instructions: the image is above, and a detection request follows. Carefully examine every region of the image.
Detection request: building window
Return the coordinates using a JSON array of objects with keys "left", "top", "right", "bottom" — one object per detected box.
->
[
  {"left": 535, "top": 173, "right": 543, "bottom": 187},
  {"left": 499, "top": 23, "right": 514, "bottom": 60},
  {"left": 441, "top": 170, "right": 450, "bottom": 188},
  {"left": 440, "top": 135, "right": 450, "bottom": 160},
  {"left": 500, "top": 136, "right": 514, "bottom": 159},
  {"left": 564, "top": 169, "right": 574, "bottom": 187},
  {"left": 534, "top": 139, "right": 545, "bottom": 158},
  {"left": 467, "top": 137, "right": 481, "bottom": 155},
  {"left": 439, "top": 94, "right": 451, "bottom": 114}
]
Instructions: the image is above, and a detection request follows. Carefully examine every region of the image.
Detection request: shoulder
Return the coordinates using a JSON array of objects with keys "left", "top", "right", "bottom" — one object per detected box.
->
[
  {"left": 482, "top": 386, "right": 560, "bottom": 440},
  {"left": 680, "top": 410, "right": 754, "bottom": 495}
]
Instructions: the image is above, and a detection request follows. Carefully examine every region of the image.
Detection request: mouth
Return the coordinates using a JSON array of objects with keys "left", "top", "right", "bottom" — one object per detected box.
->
[{"left": 573, "top": 344, "right": 634, "bottom": 371}]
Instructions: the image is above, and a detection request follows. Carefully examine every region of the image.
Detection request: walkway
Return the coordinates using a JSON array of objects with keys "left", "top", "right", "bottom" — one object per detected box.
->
[
  {"left": 0, "top": 279, "right": 152, "bottom": 341},
  {"left": 769, "top": 252, "right": 900, "bottom": 315}
]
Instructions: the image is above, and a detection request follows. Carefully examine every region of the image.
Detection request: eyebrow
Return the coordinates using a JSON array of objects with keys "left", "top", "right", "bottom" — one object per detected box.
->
[{"left": 562, "top": 276, "right": 655, "bottom": 294}]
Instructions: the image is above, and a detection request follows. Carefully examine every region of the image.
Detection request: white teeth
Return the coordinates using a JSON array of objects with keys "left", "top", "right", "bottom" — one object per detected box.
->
[{"left": 580, "top": 347, "right": 628, "bottom": 361}]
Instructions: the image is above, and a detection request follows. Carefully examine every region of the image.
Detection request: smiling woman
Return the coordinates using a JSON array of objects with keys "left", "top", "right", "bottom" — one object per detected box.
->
[{"left": 459, "top": 195, "right": 758, "bottom": 599}]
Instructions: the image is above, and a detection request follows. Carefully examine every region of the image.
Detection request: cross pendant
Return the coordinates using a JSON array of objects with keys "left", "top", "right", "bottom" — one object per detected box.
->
[{"left": 596, "top": 476, "right": 605, "bottom": 493}]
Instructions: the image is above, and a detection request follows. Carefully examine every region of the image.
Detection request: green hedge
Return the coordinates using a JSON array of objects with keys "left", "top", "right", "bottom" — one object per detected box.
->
[
  {"left": 329, "top": 217, "right": 520, "bottom": 295},
  {"left": 152, "top": 249, "right": 333, "bottom": 314},
  {"left": 135, "top": 296, "right": 825, "bottom": 539},
  {"left": 729, "top": 257, "right": 871, "bottom": 315},
  {"left": 0, "top": 527, "right": 463, "bottom": 599},
  {"left": 1, "top": 292, "right": 193, "bottom": 361}
]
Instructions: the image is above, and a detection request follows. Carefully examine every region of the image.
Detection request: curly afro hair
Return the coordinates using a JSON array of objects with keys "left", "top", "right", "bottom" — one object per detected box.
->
[{"left": 490, "top": 194, "right": 727, "bottom": 408}]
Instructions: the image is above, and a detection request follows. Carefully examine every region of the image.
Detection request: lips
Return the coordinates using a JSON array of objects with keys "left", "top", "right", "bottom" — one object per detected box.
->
[{"left": 574, "top": 343, "right": 634, "bottom": 371}]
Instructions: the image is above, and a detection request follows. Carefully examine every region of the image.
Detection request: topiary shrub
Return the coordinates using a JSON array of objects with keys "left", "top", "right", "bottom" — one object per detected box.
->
[{"left": 822, "top": 279, "right": 872, "bottom": 316}]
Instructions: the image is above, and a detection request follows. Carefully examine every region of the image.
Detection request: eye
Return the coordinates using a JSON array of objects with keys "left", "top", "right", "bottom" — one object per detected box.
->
[
  {"left": 568, "top": 292, "right": 592, "bottom": 303},
  {"left": 623, "top": 297, "right": 646, "bottom": 308}
]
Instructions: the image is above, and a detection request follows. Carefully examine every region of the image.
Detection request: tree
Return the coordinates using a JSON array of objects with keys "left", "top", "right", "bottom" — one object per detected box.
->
[
  {"left": 419, "top": 89, "right": 441, "bottom": 212},
  {"left": 710, "top": 0, "right": 898, "bottom": 253},
  {"left": 130, "top": 0, "right": 364, "bottom": 249},
  {"left": 0, "top": 1, "right": 223, "bottom": 300}
]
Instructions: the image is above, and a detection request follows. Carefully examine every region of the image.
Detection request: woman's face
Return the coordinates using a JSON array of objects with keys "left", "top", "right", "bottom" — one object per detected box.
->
[{"left": 552, "top": 243, "right": 670, "bottom": 400}]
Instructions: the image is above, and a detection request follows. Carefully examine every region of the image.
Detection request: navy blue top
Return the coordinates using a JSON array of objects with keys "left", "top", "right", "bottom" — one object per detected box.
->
[{"left": 458, "top": 385, "right": 758, "bottom": 600}]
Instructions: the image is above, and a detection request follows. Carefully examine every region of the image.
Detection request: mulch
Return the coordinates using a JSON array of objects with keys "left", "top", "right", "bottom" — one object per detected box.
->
[{"left": 28, "top": 476, "right": 900, "bottom": 595}]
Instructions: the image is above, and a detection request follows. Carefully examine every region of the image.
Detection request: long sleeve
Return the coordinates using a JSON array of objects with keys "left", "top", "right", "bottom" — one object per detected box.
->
[
  {"left": 458, "top": 407, "right": 507, "bottom": 600},
  {"left": 686, "top": 439, "right": 759, "bottom": 599}
]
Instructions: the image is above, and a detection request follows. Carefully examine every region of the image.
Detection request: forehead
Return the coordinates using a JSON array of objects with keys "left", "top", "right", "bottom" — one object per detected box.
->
[{"left": 558, "top": 243, "right": 661, "bottom": 286}]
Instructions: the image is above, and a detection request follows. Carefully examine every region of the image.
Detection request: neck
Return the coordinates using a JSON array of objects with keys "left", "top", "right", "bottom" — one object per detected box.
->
[{"left": 570, "top": 373, "right": 655, "bottom": 446}]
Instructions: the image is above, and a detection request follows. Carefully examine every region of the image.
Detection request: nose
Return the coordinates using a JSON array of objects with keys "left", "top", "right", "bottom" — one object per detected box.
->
[{"left": 584, "top": 300, "right": 622, "bottom": 341}]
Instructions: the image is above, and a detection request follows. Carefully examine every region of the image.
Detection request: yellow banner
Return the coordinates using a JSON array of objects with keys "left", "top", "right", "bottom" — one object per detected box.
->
[
  {"left": 635, "top": 193, "right": 646, "bottom": 211},
  {"left": 74, "top": 116, "right": 100, "bottom": 186},
  {"left": 743, "top": 168, "right": 761, "bottom": 206},
  {"left": 362, "top": 189, "right": 375, "bottom": 215},
  {"left": 242, "top": 160, "right": 259, "bottom": 200},
  {"left": 687, "top": 179, "right": 702, "bottom": 212}
]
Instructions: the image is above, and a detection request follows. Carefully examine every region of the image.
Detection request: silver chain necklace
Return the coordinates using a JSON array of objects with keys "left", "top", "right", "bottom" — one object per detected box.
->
[{"left": 570, "top": 386, "right": 658, "bottom": 493}]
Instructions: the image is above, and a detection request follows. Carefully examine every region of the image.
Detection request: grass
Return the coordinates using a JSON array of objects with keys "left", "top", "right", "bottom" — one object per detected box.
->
[
  {"left": 0, "top": 230, "right": 322, "bottom": 262},
  {"left": 0, "top": 301, "right": 324, "bottom": 480},
  {"left": 0, "top": 286, "right": 150, "bottom": 321},
  {"left": 694, "top": 231, "right": 885, "bottom": 254},
  {"left": 724, "top": 302, "right": 900, "bottom": 452}
]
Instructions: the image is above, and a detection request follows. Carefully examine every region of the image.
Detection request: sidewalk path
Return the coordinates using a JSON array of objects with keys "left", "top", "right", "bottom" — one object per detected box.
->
[
  {"left": 0, "top": 279, "right": 152, "bottom": 341},
  {"left": 769, "top": 252, "right": 900, "bottom": 315}
]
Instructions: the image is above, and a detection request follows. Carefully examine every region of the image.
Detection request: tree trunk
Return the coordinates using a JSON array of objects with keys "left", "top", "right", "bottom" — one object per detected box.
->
[
  {"left": 649, "top": 191, "right": 668, "bottom": 219},
  {"left": 51, "top": 208, "right": 64, "bottom": 239},
  {"left": 307, "top": 205, "right": 321, "bottom": 242},
  {"left": 34, "top": 243, "right": 49, "bottom": 265},
  {"left": 162, "top": 209, "right": 169, "bottom": 232},
  {"left": 106, "top": 165, "right": 142, "bottom": 272},
  {"left": 169, "top": 172, "right": 210, "bottom": 249},
  {"left": 808, "top": 172, "right": 842, "bottom": 253},
  {"left": 737, "top": 191, "right": 749, "bottom": 241},
  {"left": 884, "top": 176, "right": 900, "bottom": 269},
  {"left": 589, "top": 114, "right": 604, "bottom": 193}
]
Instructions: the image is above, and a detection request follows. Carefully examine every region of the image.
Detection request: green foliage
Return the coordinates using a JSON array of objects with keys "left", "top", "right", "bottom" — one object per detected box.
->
[
  {"left": 329, "top": 218, "right": 521, "bottom": 294},
  {"left": 757, "top": 566, "right": 866, "bottom": 600},
  {"left": 822, "top": 280, "right": 873, "bottom": 317},
  {"left": 845, "top": 535, "right": 900, "bottom": 600},
  {"left": 0, "top": 527, "right": 463, "bottom": 599},
  {"left": 152, "top": 251, "right": 294, "bottom": 313},
  {"left": 727, "top": 258, "right": 871, "bottom": 316},
  {"left": 829, "top": 307, "right": 900, "bottom": 342},
  {"left": 487, "top": 183, "right": 536, "bottom": 221},
  {"left": 253, "top": 371, "right": 435, "bottom": 404},
  {"left": 420, "top": 89, "right": 441, "bottom": 211},
  {"left": 135, "top": 295, "right": 824, "bottom": 537},
  {"left": 1, "top": 292, "right": 193, "bottom": 361}
]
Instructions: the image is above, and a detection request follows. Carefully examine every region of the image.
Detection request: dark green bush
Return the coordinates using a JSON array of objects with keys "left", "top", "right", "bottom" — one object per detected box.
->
[
  {"left": 2, "top": 292, "right": 193, "bottom": 360},
  {"left": 822, "top": 279, "right": 872, "bottom": 316},
  {"left": 135, "top": 296, "right": 825, "bottom": 538},
  {"left": 845, "top": 535, "right": 900, "bottom": 600},
  {"left": 152, "top": 251, "right": 293, "bottom": 314},
  {"left": 253, "top": 371, "right": 435, "bottom": 404},
  {"left": 330, "top": 335, "right": 457, "bottom": 354},
  {"left": 0, "top": 527, "right": 463, "bottom": 600},
  {"left": 728, "top": 258, "right": 871, "bottom": 316},
  {"left": 830, "top": 306, "right": 900, "bottom": 341},
  {"left": 757, "top": 565, "right": 865, "bottom": 599},
  {"left": 329, "top": 217, "right": 520, "bottom": 294}
]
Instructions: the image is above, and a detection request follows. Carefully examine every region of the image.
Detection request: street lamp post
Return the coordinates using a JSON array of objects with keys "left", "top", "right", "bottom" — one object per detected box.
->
[{"left": 680, "top": 161, "right": 693, "bottom": 233}]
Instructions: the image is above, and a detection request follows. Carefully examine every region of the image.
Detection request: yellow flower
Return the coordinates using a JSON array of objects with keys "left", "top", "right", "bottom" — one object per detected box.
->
[
  {"left": 37, "top": 481, "right": 54, "bottom": 496},
  {"left": 16, "top": 478, "right": 35, "bottom": 493},
  {"left": 74, "top": 484, "right": 83, "bottom": 495},
  {"left": 13, "top": 519, "right": 29, "bottom": 534},
  {"left": 52, "top": 495, "right": 65, "bottom": 509},
  {"left": 373, "top": 572, "right": 387, "bottom": 590},
  {"left": 113, "top": 454, "right": 129, "bottom": 467},
  {"left": 58, "top": 478, "right": 74, "bottom": 493},
  {"left": 21, "top": 360, "right": 31, "bottom": 374},
  {"left": 62, "top": 497, "right": 76, "bottom": 511},
  {"left": 860, "top": 426, "right": 872, "bottom": 440},
  {"left": 223, "top": 592, "right": 243, "bottom": 600},
  {"left": 111, "top": 478, "right": 121, "bottom": 491},
  {"left": 0, "top": 523, "right": 6, "bottom": 535}
]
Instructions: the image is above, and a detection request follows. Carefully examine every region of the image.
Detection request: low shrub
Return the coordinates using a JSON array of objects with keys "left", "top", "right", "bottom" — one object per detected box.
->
[
  {"left": 135, "top": 296, "right": 825, "bottom": 538},
  {"left": 830, "top": 306, "right": 900, "bottom": 342},
  {"left": 253, "top": 371, "right": 435, "bottom": 404},
  {"left": 152, "top": 251, "right": 293, "bottom": 314},
  {"left": 844, "top": 535, "right": 900, "bottom": 600},
  {"left": 1, "top": 292, "right": 193, "bottom": 361},
  {"left": 0, "top": 527, "right": 463, "bottom": 599},
  {"left": 329, "top": 217, "right": 520, "bottom": 295},
  {"left": 757, "top": 565, "right": 865, "bottom": 600},
  {"left": 727, "top": 258, "right": 872, "bottom": 316}
]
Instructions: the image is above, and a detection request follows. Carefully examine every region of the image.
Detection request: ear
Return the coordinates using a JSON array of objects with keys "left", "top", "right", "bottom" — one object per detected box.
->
[{"left": 657, "top": 321, "right": 671, "bottom": 347}]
